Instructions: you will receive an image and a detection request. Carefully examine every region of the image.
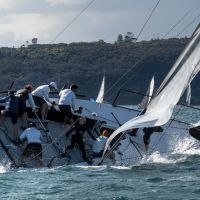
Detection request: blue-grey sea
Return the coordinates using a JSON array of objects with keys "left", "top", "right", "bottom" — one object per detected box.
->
[{"left": 1, "top": 106, "right": 200, "bottom": 200}]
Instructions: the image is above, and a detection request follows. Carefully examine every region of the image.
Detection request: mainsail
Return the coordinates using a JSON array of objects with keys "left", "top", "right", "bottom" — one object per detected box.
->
[
  {"left": 96, "top": 75, "right": 105, "bottom": 103},
  {"left": 104, "top": 25, "right": 200, "bottom": 154}
]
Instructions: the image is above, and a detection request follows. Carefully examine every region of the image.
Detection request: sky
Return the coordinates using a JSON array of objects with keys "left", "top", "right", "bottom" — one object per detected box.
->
[{"left": 0, "top": 0, "right": 199, "bottom": 47}]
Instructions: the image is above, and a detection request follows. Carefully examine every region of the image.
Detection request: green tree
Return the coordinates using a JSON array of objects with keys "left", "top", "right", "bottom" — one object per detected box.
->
[
  {"left": 124, "top": 32, "right": 136, "bottom": 43},
  {"left": 116, "top": 34, "right": 124, "bottom": 43}
]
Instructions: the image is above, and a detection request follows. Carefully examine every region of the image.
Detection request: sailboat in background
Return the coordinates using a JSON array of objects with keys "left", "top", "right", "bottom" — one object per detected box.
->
[
  {"left": 96, "top": 75, "right": 105, "bottom": 103},
  {"left": 102, "top": 24, "right": 200, "bottom": 164},
  {"left": 138, "top": 76, "right": 154, "bottom": 109}
]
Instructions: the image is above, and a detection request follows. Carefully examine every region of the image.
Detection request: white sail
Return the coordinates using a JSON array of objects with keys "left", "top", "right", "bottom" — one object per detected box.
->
[
  {"left": 96, "top": 75, "right": 105, "bottom": 103},
  {"left": 186, "top": 84, "right": 191, "bottom": 105},
  {"left": 138, "top": 76, "right": 154, "bottom": 109},
  {"left": 104, "top": 26, "right": 200, "bottom": 155}
]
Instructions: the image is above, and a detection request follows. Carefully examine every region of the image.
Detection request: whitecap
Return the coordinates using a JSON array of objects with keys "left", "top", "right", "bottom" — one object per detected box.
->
[
  {"left": 141, "top": 151, "right": 176, "bottom": 164},
  {"left": 172, "top": 137, "right": 200, "bottom": 155}
]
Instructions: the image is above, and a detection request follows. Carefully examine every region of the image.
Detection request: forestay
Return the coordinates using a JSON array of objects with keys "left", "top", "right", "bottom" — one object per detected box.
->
[{"left": 104, "top": 25, "right": 200, "bottom": 154}]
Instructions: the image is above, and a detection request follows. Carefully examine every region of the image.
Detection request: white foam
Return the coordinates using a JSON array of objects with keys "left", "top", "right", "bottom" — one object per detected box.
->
[
  {"left": 74, "top": 165, "right": 107, "bottom": 170},
  {"left": 110, "top": 165, "right": 132, "bottom": 170},
  {"left": 173, "top": 137, "right": 200, "bottom": 155},
  {"left": 141, "top": 151, "right": 176, "bottom": 164},
  {"left": 0, "top": 161, "right": 11, "bottom": 173},
  {"left": 0, "top": 165, "right": 8, "bottom": 173}
]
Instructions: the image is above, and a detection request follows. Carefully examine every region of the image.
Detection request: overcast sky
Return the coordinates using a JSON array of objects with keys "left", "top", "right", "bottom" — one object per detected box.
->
[{"left": 0, "top": 0, "right": 199, "bottom": 47}]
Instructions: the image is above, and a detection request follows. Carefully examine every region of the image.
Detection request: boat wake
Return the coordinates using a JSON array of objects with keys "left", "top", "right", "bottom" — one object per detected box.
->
[
  {"left": 0, "top": 160, "right": 11, "bottom": 173},
  {"left": 172, "top": 137, "right": 200, "bottom": 155},
  {"left": 134, "top": 136, "right": 200, "bottom": 167}
]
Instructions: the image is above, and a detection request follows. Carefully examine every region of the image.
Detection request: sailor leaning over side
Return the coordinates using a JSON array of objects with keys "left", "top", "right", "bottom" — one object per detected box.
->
[
  {"left": 32, "top": 82, "right": 57, "bottom": 121},
  {"left": 20, "top": 122, "right": 43, "bottom": 166},
  {"left": 16, "top": 84, "right": 36, "bottom": 130},
  {"left": 65, "top": 117, "right": 95, "bottom": 164},
  {"left": 58, "top": 83, "right": 78, "bottom": 125},
  {"left": 0, "top": 91, "right": 19, "bottom": 140},
  {"left": 92, "top": 130, "right": 115, "bottom": 162}
]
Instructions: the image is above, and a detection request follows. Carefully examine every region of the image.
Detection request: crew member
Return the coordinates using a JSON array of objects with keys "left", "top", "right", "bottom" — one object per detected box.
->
[
  {"left": 92, "top": 129, "right": 115, "bottom": 163},
  {"left": 59, "top": 83, "right": 78, "bottom": 125},
  {"left": 16, "top": 84, "right": 36, "bottom": 129},
  {"left": 143, "top": 126, "right": 163, "bottom": 151},
  {"left": 92, "top": 130, "right": 109, "bottom": 158},
  {"left": 20, "top": 123, "right": 43, "bottom": 165},
  {"left": 65, "top": 117, "right": 95, "bottom": 162},
  {"left": 32, "top": 82, "right": 58, "bottom": 121},
  {"left": 0, "top": 91, "right": 19, "bottom": 138}
]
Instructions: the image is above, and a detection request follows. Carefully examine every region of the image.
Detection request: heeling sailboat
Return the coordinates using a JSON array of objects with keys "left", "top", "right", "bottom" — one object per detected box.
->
[
  {"left": 0, "top": 1, "right": 196, "bottom": 168},
  {"left": 102, "top": 24, "right": 200, "bottom": 164}
]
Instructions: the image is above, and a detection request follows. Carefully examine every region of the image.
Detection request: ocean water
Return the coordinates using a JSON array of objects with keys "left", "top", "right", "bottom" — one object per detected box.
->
[{"left": 1, "top": 106, "right": 200, "bottom": 200}]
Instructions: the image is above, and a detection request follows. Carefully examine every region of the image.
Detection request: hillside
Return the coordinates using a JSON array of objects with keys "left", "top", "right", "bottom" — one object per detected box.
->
[{"left": 0, "top": 37, "right": 199, "bottom": 104}]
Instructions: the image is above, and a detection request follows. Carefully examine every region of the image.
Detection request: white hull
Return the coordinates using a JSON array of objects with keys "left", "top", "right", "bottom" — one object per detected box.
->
[
  {"left": 75, "top": 99, "right": 140, "bottom": 129},
  {"left": 0, "top": 99, "right": 198, "bottom": 168}
]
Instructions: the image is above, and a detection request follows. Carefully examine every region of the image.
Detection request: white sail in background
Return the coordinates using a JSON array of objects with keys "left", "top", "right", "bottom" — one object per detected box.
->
[
  {"left": 186, "top": 84, "right": 191, "bottom": 105},
  {"left": 104, "top": 26, "right": 200, "bottom": 154},
  {"left": 139, "top": 76, "right": 154, "bottom": 109},
  {"left": 96, "top": 75, "right": 105, "bottom": 103}
]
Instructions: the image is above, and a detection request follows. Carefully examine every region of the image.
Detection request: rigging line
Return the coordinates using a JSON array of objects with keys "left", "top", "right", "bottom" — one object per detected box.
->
[
  {"left": 176, "top": 13, "right": 200, "bottom": 37},
  {"left": 50, "top": 0, "right": 96, "bottom": 44},
  {"left": 163, "top": 8, "right": 193, "bottom": 38},
  {"left": 119, "top": 141, "right": 131, "bottom": 154},
  {"left": 136, "top": 0, "right": 161, "bottom": 40},
  {"left": 104, "top": 7, "right": 193, "bottom": 99},
  {"left": 129, "top": 140, "right": 143, "bottom": 158},
  {"left": 117, "top": 8, "right": 194, "bottom": 95},
  {"left": 180, "top": 102, "right": 200, "bottom": 112}
]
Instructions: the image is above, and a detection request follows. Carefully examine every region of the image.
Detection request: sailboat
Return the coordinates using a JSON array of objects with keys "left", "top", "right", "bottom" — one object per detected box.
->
[
  {"left": 96, "top": 74, "right": 105, "bottom": 103},
  {"left": 101, "top": 23, "right": 200, "bottom": 165},
  {"left": 0, "top": 1, "right": 199, "bottom": 168}
]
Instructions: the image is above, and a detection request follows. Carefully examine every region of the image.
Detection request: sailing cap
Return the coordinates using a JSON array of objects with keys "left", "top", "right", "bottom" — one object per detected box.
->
[{"left": 49, "top": 82, "right": 58, "bottom": 90}]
